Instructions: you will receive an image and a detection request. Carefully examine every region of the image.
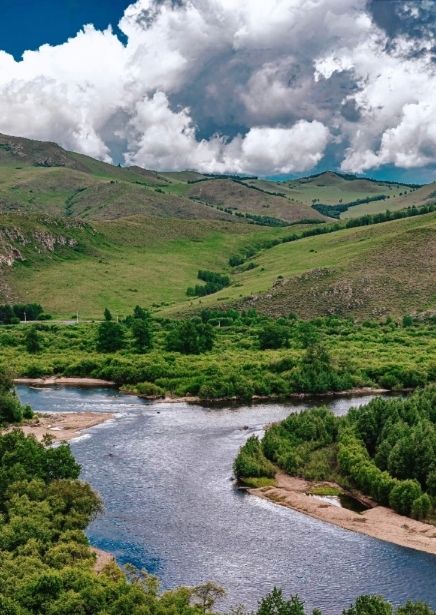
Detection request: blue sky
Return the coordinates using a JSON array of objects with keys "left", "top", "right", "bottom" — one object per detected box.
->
[
  {"left": 0, "top": 1, "right": 130, "bottom": 60},
  {"left": 0, "top": 0, "right": 434, "bottom": 182}
]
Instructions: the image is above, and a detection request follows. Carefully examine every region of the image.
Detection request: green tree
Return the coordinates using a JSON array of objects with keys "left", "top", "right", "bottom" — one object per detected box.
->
[
  {"left": 131, "top": 318, "right": 153, "bottom": 352},
  {"left": 25, "top": 326, "right": 41, "bottom": 353},
  {"left": 389, "top": 480, "right": 422, "bottom": 516},
  {"left": 257, "top": 588, "right": 306, "bottom": 615},
  {"left": 191, "top": 582, "right": 225, "bottom": 613},
  {"left": 104, "top": 308, "right": 113, "bottom": 321},
  {"left": 342, "top": 595, "right": 393, "bottom": 615},
  {"left": 402, "top": 315, "right": 413, "bottom": 328},
  {"left": 258, "top": 322, "right": 290, "bottom": 350},
  {"left": 96, "top": 320, "right": 125, "bottom": 353},
  {"left": 411, "top": 494, "right": 432, "bottom": 520},
  {"left": 166, "top": 319, "right": 214, "bottom": 354},
  {"left": 133, "top": 305, "right": 150, "bottom": 321}
]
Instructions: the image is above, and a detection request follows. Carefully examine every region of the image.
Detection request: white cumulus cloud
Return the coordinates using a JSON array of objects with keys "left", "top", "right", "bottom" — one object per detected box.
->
[{"left": 0, "top": 0, "right": 434, "bottom": 176}]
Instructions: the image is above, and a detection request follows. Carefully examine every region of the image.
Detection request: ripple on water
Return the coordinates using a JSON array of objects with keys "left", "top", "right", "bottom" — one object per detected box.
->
[{"left": 16, "top": 386, "right": 436, "bottom": 613}]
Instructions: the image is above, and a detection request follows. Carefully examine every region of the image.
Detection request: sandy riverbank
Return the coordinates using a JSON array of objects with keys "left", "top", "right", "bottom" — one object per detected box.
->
[
  {"left": 249, "top": 473, "right": 436, "bottom": 555},
  {"left": 6, "top": 412, "right": 114, "bottom": 442},
  {"left": 14, "top": 377, "right": 116, "bottom": 387}
]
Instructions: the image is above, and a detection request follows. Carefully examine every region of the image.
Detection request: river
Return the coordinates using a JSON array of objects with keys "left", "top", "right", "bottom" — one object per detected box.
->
[{"left": 16, "top": 385, "right": 436, "bottom": 613}]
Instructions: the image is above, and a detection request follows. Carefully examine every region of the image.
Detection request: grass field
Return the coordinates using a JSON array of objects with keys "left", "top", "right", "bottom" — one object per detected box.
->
[
  {"left": 2, "top": 211, "right": 434, "bottom": 320},
  {"left": 3, "top": 215, "right": 294, "bottom": 318},
  {"left": 342, "top": 182, "right": 436, "bottom": 219},
  {"left": 166, "top": 212, "right": 436, "bottom": 319}
]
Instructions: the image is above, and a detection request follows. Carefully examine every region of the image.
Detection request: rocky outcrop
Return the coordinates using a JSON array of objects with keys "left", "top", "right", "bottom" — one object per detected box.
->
[{"left": 0, "top": 218, "right": 93, "bottom": 267}]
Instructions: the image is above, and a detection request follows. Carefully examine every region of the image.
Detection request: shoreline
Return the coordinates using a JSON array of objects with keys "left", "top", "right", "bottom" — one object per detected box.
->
[
  {"left": 136, "top": 386, "right": 400, "bottom": 404},
  {"left": 15, "top": 378, "right": 410, "bottom": 404},
  {"left": 14, "top": 377, "right": 116, "bottom": 387},
  {"left": 249, "top": 473, "right": 436, "bottom": 556},
  {"left": 91, "top": 547, "right": 115, "bottom": 572},
  {"left": 5, "top": 411, "right": 115, "bottom": 442}
]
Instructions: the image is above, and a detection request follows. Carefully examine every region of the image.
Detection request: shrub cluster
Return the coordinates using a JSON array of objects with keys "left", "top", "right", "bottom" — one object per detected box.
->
[
  {"left": 187, "top": 270, "right": 230, "bottom": 297},
  {"left": 0, "top": 303, "right": 47, "bottom": 325},
  {"left": 235, "top": 386, "right": 436, "bottom": 520}
]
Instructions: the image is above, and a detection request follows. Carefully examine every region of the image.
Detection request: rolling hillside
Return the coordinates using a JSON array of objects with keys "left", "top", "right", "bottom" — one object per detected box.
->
[
  {"left": 0, "top": 133, "right": 425, "bottom": 225},
  {"left": 0, "top": 132, "right": 434, "bottom": 320},
  {"left": 169, "top": 212, "right": 436, "bottom": 320}
]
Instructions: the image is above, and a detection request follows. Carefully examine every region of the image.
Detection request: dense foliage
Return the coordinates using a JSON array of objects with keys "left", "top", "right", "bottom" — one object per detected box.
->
[
  {"left": 187, "top": 270, "right": 231, "bottom": 297},
  {"left": 0, "top": 311, "right": 434, "bottom": 401},
  {"left": 166, "top": 318, "right": 215, "bottom": 355},
  {"left": 312, "top": 194, "right": 388, "bottom": 219},
  {"left": 0, "top": 303, "right": 47, "bottom": 325},
  {"left": 235, "top": 387, "right": 436, "bottom": 520},
  {"left": 0, "top": 372, "right": 33, "bottom": 424}
]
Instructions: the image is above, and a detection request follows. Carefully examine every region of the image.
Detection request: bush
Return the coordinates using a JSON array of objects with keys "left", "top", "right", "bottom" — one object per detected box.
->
[
  {"left": 166, "top": 320, "right": 214, "bottom": 354},
  {"left": 234, "top": 436, "right": 276, "bottom": 479},
  {"left": 258, "top": 322, "right": 290, "bottom": 350},
  {"left": 96, "top": 320, "right": 125, "bottom": 353},
  {"left": 134, "top": 382, "right": 164, "bottom": 398},
  {"left": 411, "top": 494, "right": 432, "bottom": 520},
  {"left": 389, "top": 480, "right": 423, "bottom": 516}
]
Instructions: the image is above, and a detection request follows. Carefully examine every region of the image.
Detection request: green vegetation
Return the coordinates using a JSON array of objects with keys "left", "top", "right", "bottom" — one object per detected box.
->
[
  {"left": 1, "top": 132, "right": 435, "bottom": 322},
  {"left": 187, "top": 270, "right": 231, "bottom": 297},
  {"left": 1, "top": 311, "right": 434, "bottom": 401},
  {"left": 0, "top": 379, "right": 433, "bottom": 614},
  {"left": 235, "top": 387, "right": 436, "bottom": 520},
  {"left": 0, "top": 303, "right": 46, "bottom": 324},
  {"left": 0, "top": 371, "right": 33, "bottom": 424},
  {"left": 312, "top": 194, "right": 389, "bottom": 218}
]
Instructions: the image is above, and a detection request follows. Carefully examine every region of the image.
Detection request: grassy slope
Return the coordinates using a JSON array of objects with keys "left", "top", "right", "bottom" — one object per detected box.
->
[
  {"left": 0, "top": 133, "right": 426, "bottom": 225},
  {"left": 279, "top": 172, "right": 414, "bottom": 206},
  {"left": 2, "top": 212, "right": 435, "bottom": 320},
  {"left": 1, "top": 133, "right": 434, "bottom": 321},
  {"left": 342, "top": 182, "right": 436, "bottom": 219},
  {"left": 2, "top": 215, "right": 291, "bottom": 318},
  {"left": 167, "top": 212, "right": 436, "bottom": 319},
  {"left": 187, "top": 179, "right": 325, "bottom": 223}
]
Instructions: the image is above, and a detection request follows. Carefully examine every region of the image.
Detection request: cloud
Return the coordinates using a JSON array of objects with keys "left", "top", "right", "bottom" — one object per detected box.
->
[{"left": 0, "top": 0, "right": 434, "bottom": 176}]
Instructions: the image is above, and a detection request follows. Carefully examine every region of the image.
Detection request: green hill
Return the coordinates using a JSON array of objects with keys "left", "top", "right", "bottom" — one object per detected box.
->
[
  {"left": 0, "top": 133, "right": 434, "bottom": 320},
  {"left": 0, "top": 133, "right": 424, "bottom": 225},
  {"left": 170, "top": 212, "right": 436, "bottom": 320}
]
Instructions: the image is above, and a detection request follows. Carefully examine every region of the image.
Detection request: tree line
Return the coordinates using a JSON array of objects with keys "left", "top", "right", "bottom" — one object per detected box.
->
[
  {"left": 228, "top": 202, "right": 436, "bottom": 268},
  {"left": 187, "top": 270, "right": 231, "bottom": 297}
]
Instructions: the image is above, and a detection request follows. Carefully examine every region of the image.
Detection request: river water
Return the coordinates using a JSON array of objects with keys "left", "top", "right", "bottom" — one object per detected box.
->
[{"left": 16, "top": 385, "right": 436, "bottom": 613}]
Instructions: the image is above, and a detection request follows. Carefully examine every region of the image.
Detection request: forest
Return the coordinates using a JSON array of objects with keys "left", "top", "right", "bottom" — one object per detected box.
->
[{"left": 234, "top": 387, "right": 436, "bottom": 520}]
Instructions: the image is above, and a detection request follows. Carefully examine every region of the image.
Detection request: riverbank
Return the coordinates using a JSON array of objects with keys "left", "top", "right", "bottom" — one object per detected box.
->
[
  {"left": 14, "top": 377, "right": 116, "bottom": 387},
  {"left": 5, "top": 412, "right": 114, "bottom": 442},
  {"left": 91, "top": 547, "right": 115, "bottom": 572},
  {"left": 249, "top": 473, "right": 436, "bottom": 555},
  {"left": 129, "top": 386, "right": 398, "bottom": 404}
]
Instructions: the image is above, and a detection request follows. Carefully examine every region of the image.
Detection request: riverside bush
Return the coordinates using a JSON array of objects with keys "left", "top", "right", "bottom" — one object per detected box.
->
[
  {"left": 1, "top": 313, "right": 435, "bottom": 401},
  {"left": 235, "top": 387, "right": 436, "bottom": 520}
]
